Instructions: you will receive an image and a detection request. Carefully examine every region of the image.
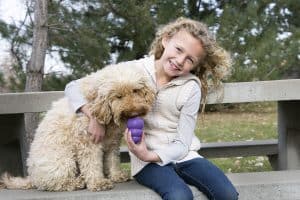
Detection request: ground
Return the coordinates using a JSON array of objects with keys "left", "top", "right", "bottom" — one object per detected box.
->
[{"left": 196, "top": 102, "right": 277, "bottom": 173}]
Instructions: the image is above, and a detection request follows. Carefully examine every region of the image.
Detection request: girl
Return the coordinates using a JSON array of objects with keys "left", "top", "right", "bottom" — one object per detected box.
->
[{"left": 65, "top": 17, "right": 238, "bottom": 200}]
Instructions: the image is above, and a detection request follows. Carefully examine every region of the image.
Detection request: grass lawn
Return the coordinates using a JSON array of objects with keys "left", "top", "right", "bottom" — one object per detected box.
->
[
  {"left": 122, "top": 102, "right": 278, "bottom": 174},
  {"left": 196, "top": 102, "right": 277, "bottom": 173}
]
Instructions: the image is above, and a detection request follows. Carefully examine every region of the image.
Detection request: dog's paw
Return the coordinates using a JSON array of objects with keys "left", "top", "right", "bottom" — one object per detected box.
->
[
  {"left": 0, "top": 181, "right": 5, "bottom": 189},
  {"left": 87, "top": 179, "right": 114, "bottom": 191},
  {"left": 74, "top": 176, "right": 85, "bottom": 190},
  {"left": 110, "top": 171, "right": 130, "bottom": 183}
]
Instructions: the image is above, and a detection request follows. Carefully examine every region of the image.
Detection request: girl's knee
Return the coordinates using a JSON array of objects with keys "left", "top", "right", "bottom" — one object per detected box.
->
[{"left": 163, "top": 186, "right": 193, "bottom": 200}]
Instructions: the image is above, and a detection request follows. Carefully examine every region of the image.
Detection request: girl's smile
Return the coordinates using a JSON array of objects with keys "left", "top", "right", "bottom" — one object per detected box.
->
[
  {"left": 168, "top": 60, "right": 181, "bottom": 71},
  {"left": 155, "top": 30, "right": 204, "bottom": 85}
]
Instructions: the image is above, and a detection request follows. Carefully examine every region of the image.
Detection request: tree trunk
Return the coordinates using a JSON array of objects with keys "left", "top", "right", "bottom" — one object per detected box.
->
[{"left": 21, "top": 0, "right": 48, "bottom": 175}]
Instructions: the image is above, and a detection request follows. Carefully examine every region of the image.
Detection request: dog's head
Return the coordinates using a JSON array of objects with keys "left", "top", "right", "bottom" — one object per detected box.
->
[{"left": 88, "top": 66, "right": 155, "bottom": 126}]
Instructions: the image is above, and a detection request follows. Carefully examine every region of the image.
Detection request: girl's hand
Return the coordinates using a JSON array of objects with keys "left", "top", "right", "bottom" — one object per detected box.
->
[
  {"left": 88, "top": 118, "right": 105, "bottom": 143},
  {"left": 124, "top": 129, "right": 161, "bottom": 162},
  {"left": 88, "top": 118, "right": 105, "bottom": 144},
  {"left": 80, "top": 104, "right": 105, "bottom": 144}
]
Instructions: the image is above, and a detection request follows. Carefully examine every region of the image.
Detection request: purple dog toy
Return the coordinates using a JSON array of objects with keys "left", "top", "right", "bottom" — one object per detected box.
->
[{"left": 127, "top": 117, "right": 144, "bottom": 144}]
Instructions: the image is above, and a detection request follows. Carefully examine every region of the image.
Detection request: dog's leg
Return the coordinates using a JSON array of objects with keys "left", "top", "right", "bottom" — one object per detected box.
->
[
  {"left": 103, "top": 128, "right": 130, "bottom": 184},
  {"left": 104, "top": 146, "right": 130, "bottom": 183},
  {"left": 77, "top": 143, "right": 114, "bottom": 191}
]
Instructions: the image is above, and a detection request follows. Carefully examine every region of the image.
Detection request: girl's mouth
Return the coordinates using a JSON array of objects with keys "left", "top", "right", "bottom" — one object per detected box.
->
[{"left": 169, "top": 60, "right": 181, "bottom": 71}]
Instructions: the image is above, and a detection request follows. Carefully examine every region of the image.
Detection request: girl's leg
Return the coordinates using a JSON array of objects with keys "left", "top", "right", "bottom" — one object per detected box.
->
[
  {"left": 134, "top": 163, "right": 193, "bottom": 200},
  {"left": 175, "top": 158, "right": 239, "bottom": 200}
]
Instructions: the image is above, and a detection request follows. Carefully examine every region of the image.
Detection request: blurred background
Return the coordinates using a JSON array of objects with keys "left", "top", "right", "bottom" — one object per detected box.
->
[{"left": 0, "top": 0, "right": 299, "bottom": 92}]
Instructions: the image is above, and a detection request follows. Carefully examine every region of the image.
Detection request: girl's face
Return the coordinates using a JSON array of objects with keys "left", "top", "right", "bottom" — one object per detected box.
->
[{"left": 159, "top": 30, "right": 204, "bottom": 79}]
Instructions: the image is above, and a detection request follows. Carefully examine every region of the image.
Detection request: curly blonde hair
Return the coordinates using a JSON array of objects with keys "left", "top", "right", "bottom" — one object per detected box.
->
[{"left": 149, "top": 17, "right": 232, "bottom": 109}]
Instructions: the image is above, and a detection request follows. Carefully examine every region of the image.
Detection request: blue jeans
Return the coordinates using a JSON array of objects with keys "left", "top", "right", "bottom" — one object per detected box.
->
[{"left": 134, "top": 158, "right": 238, "bottom": 200}]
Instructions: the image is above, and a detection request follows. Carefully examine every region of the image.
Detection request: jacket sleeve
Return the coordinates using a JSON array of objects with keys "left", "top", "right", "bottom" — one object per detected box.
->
[
  {"left": 154, "top": 81, "right": 201, "bottom": 165},
  {"left": 64, "top": 80, "right": 87, "bottom": 113}
]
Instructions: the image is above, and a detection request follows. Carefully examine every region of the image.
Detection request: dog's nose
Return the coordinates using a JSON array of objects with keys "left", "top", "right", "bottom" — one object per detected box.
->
[
  {"left": 129, "top": 112, "right": 139, "bottom": 117},
  {"left": 122, "top": 105, "right": 149, "bottom": 118}
]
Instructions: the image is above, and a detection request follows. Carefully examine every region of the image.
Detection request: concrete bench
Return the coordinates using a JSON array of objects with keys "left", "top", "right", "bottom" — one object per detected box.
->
[
  {"left": 0, "top": 170, "right": 300, "bottom": 200},
  {"left": 0, "top": 79, "right": 300, "bottom": 199}
]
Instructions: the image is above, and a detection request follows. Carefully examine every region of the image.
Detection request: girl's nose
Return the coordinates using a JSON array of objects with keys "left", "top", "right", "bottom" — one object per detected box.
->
[{"left": 176, "top": 54, "right": 186, "bottom": 67}]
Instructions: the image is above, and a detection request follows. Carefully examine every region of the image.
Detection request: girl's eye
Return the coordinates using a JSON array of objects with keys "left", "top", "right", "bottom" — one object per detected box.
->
[
  {"left": 175, "top": 47, "right": 182, "bottom": 52},
  {"left": 188, "top": 57, "right": 194, "bottom": 64}
]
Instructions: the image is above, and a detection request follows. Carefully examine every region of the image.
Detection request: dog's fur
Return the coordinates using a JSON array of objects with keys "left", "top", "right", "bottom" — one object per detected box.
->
[{"left": 0, "top": 64, "right": 155, "bottom": 191}]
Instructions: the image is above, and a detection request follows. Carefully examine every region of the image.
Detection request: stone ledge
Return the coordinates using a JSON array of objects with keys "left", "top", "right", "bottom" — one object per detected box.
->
[{"left": 0, "top": 170, "right": 299, "bottom": 200}]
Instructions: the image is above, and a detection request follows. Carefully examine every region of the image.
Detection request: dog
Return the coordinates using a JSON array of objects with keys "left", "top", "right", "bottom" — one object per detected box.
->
[{"left": 0, "top": 63, "right": 155, "bottom": 191}]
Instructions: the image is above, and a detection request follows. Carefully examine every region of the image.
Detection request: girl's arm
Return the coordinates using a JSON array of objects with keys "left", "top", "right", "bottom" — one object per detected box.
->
[
  {"left": 124, "top": 128, "right": 161, "bottom": 162},
  {"left": 65, "top": 80, "right": 106, "bottom": 143},
  {"left": 65, "top": 80, "right": 88, "bottom": 113}
]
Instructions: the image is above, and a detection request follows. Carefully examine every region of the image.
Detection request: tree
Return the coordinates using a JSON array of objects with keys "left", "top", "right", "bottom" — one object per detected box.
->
[
  {"left": 0, "top": 1, "right": 299, "bottom": 91},
  {"left": 21, "top": 0, "right": 48, "bottom": 174},
  {"left": 213, "top": 0, "right": 300, "bottom": 81}
]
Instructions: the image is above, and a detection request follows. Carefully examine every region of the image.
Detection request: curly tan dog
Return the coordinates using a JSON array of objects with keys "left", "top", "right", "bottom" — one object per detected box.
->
[{"left": 0, "top": 63, "right": 155, "bottom": 191}]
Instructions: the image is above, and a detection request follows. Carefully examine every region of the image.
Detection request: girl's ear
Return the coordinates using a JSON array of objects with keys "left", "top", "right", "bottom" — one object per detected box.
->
[{"left": 162, "top": 35, "right": 169, "bottom": 48}]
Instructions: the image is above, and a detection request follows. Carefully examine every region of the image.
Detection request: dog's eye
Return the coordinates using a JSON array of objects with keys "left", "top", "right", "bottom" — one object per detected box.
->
[
  {"left": 116, "top": 94, "right": 122, "bottom": 99},
  {"left": 133, "top": 89, "right": 139, "bottom": 93}
]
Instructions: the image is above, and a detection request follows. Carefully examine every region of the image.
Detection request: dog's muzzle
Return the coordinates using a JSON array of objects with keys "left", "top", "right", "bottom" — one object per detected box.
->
[{"left": 121, "top": 105, "right": 150, "bottom": 119}]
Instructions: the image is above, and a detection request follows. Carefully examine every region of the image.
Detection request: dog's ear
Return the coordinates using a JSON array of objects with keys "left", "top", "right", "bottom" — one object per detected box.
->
[
  {"left": 79, "top": 70, "right": 106, "bottom": 102},
  {"left": 78, "top": 80, "right": 99, "bottom": 102},
  {"left": 85, "top": 88, "right": 98, "bottom": 102},
  {"left": 89, "top": 90, "right": 112, "bottom": 125},
  {"left": 141, "top": 79, "right": 156, "bottom": 105}
]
